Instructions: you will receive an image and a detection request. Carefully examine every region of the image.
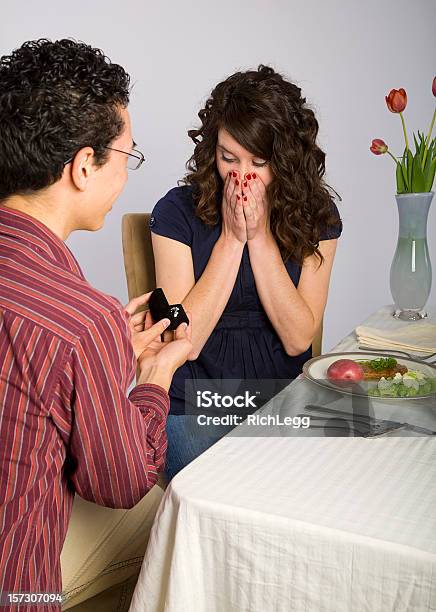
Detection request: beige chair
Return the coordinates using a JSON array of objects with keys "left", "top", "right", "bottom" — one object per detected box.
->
[
  {"left": 121, "top": 212, "right": 323, "bottom": 357},
  {"left": 121, "top": 213, "right": 166, "bottom": 495},
  {"left": 122, "top": 213, "right": 157, "bottom": 302},
  {"left": 313, "top": 319, "right": 323, "bottom": 358}
]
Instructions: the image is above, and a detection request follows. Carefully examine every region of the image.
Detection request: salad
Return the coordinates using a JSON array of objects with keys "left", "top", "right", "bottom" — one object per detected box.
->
[{"left": 367, "top": 369, "right": 435, "bottom": 398}]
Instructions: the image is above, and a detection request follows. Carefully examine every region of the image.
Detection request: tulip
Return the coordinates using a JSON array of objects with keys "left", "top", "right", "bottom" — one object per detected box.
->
[
  {"left": 370, "top": 139, "right": 388, "bottom": 155},
  {"left": 370, "top": 138, "right": 399, "bottom": 168},
  {"left": 386, "top": 88, "right": 409, "bottom": 152},
  {"left": 385, "top": 88, "right": 407, "bottom": 113},
  {"left": 423, "top": 77, "right": 436, "bottom": 163},
  {"left": 373, "top": 79, "right": 436, "bottom": 193}
]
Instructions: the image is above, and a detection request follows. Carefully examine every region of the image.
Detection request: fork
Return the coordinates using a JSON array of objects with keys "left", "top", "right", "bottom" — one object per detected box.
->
[
  {"left": 301, "top": 404, "right": 436, "bottom": 436},
  {"left": 297, "top": 409, "right": 407, "bottom": 437},
  {"left": 357, "top": 345, "right": 436, "bottom": 364},
  {"left": 297, "top": 416, "right": 406, "bottom": 437},
  {"left": 297, "top": 411, "right": 371, "bottom": 435}
]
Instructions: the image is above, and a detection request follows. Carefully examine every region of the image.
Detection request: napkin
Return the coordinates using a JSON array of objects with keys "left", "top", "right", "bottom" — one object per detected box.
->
[{"left": 355, "top": 322, "right": 436, "bottom": 354}]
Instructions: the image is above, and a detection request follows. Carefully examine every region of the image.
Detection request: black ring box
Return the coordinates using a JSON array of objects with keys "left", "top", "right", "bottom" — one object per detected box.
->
[{"left": 149, "top": 288, "right": 189, "bottom": 331}]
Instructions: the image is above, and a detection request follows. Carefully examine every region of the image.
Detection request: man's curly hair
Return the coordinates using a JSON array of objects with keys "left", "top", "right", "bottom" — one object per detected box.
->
[
  {"left": 0, "top": 38, "right": 130, "bottom": 201},
  {"left": 182, "top": 65, "right": 341, "bottom": 266}
]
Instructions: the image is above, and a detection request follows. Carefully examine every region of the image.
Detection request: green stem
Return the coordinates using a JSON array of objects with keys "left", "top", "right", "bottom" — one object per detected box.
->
[
  {"left": 400, "top": 112, "right": 409, "bottom": 152},
  {"left": 422, "top": 107, "right": 436, "bottom": 169},
  {"left": 387, "top": 151, "right": 400, "bottom": 165}
]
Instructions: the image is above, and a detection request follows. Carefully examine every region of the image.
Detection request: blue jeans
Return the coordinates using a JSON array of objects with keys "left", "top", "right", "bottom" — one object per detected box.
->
[{"left": 164, "top": 415, "right": 232, "bottom": 481}]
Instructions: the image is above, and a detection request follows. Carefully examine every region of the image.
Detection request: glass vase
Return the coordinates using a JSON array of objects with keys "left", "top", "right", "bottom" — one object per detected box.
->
[{"left": 390, "top": 192, "right": 433, "bottom": 321}]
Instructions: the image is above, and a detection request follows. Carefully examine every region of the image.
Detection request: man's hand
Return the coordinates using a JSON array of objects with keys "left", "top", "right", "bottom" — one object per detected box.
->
[
  {"left": 124, "top": 293, "right": 193, "bottom": 390},
  {"left": 138, "top": 310, "right": 193, "bottom": 371},
  {"left": 124, "top": 293, "right": 171, "bottom": 360},
  {"left": 136, "top": 310, "right": 193, "bottom": 389}
]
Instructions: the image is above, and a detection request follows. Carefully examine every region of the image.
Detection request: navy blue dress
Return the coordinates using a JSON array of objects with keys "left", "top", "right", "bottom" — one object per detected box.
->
[{"left": 150, "top": 185, "right": 343, "bottom": 417}]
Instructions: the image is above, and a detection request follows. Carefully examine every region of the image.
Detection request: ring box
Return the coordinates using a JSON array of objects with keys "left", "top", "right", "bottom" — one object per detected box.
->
[{"left": 149, "top": 288, "right": 189, "bottom": 331}]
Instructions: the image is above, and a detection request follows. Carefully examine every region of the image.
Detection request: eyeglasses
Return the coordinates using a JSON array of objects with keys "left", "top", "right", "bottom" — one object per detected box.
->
[
  {"left": 63, "top": 145, "right": 145, "bottom": 170},
  {"left": 105, "top": 146, "right": 145, "bottom": 170}
]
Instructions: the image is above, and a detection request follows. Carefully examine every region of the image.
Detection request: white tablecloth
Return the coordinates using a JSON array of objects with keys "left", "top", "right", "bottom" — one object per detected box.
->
[{"left": 129, "top": 305, "right": 436, "bottom": 612}]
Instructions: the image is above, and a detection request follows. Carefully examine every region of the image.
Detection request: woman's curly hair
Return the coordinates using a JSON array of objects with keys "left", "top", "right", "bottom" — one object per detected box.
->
[
  {"left": 182, "top": 65, "right": 342, "bottom": 266},
  {"left": 0, "top": 38, "right": 130, "bottom": 201}
]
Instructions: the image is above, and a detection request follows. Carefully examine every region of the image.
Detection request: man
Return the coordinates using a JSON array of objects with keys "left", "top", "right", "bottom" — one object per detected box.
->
[{"left": 0, "top": 38, "right": 192, "bottom": 609}]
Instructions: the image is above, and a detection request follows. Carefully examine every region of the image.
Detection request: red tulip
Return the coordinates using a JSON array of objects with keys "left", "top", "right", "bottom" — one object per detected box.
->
[
  {"left": 370, "top": 139, "right": 388, "bottom": 155},
  {"left": 385, "top": 88, "right": 407, "bottom": 113},
  {"left": 432, "top": 76, "right": 436, "bottom": 97}
]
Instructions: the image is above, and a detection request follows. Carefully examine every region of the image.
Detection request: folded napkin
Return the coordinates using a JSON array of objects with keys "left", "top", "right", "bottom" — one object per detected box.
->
[{"left": 356, "top": 322, "right": 436, "bottom": 354}]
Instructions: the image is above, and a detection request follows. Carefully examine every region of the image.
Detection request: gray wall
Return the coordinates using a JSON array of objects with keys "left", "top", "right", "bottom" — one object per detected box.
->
[{"left": 2, "top": 0, "right": 435, "bottom": 350}]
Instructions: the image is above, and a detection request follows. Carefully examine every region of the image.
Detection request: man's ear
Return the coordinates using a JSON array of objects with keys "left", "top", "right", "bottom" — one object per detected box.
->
[{"left": 69, "top": 147, "right": 97, "bottom": 191}]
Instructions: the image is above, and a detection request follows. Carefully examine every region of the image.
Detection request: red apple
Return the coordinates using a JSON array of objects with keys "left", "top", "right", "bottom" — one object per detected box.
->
[{"left": 327, "top": 359, "right": 365, "bottom": 386}]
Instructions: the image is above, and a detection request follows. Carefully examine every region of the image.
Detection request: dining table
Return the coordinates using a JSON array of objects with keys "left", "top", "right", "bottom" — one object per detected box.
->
[{"left": 129, "top": 304, "right": 436, "bottom": 612}]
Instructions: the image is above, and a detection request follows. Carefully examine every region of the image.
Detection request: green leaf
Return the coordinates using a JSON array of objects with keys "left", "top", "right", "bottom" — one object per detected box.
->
[
  {"left": 411, "top": 155, "right": 426, "bottom": 192},
  {"left": 406, "top": 149, "right": 413, "bottom": 188},
  {"left": 422, "top": 137, "right": 436, "bottom": 191},
  {"left": 419, "top": 132, "right": 427, "bottom": 166},
  {"left": 425, "top": 157, "right": 436, "bottom": 192},
  {"left": 423, "top": 144, "right": 433, "bottom": 176},
  {"left": 396, "top": 162, "right": 406, "bottom": 193}
]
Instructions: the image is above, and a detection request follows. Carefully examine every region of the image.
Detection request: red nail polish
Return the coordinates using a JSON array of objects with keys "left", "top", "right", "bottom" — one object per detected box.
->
[
  {"left": 237, "top": 195, "right": 240, "bottom": 200},
  {"left": 252, "top": 172, "right": 257, "bottom": 179},
  {"left": 235, "top": 179, "right": 239, "bottom": 185},
  {"left": 243, "top": 196, "right": 247, "bottom": 201},
  {"left": 243, "top": 181, "right": 247, "bottom": 188},
  {"left": 246, "top": 173, "right": 251, "bottom": 180},
  {"left": 232, "top": 171, "right": 237, "bottom": 177}
]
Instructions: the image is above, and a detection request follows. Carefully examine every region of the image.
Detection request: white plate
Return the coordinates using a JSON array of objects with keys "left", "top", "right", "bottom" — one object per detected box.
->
[{"left": 303, "top": 351, "right": 436, "bottom": 399}]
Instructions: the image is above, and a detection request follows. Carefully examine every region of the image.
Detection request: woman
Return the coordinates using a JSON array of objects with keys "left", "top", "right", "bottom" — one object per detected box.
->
[{"left": 149, "top": 65, "right": 343, "bottom": 480}]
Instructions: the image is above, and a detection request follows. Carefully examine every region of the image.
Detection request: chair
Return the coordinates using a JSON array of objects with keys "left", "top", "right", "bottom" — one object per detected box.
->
[
  {"left": 122, "top": 213, "right": 156, "bottom": 302},
  {"left": 122, "top": 213, "right": 166, "bottom": 495},
  {"left": 312, "top": 319, "right": 323, "bottom": 358},
  {"left": 121, "top": 212, "right": 324, "bottom": 357}
]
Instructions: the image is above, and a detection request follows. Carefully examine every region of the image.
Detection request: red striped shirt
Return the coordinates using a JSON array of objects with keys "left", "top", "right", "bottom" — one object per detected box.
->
[{"left": 0, "top": 206, "right": 169, "bottom": 610}]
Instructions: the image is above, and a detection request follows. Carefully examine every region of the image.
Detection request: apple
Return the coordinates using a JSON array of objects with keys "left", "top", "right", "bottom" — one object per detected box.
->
[{"left": 326, "top": 359, "right": 365, "bottom": 386}]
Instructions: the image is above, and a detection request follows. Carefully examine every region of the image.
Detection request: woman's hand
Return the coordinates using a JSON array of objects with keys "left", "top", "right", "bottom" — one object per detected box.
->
[
  {"left": 242, "top": 172, "right": 270, "bottom": 241},
  {"left": 221, "top": 170, "right": 247, "bottom": 244}
]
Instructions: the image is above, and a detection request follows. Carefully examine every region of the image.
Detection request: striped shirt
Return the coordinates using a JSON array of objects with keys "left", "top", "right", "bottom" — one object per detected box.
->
[{"left": 0, "top": 206, "right": 170, "bottom": 609}]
